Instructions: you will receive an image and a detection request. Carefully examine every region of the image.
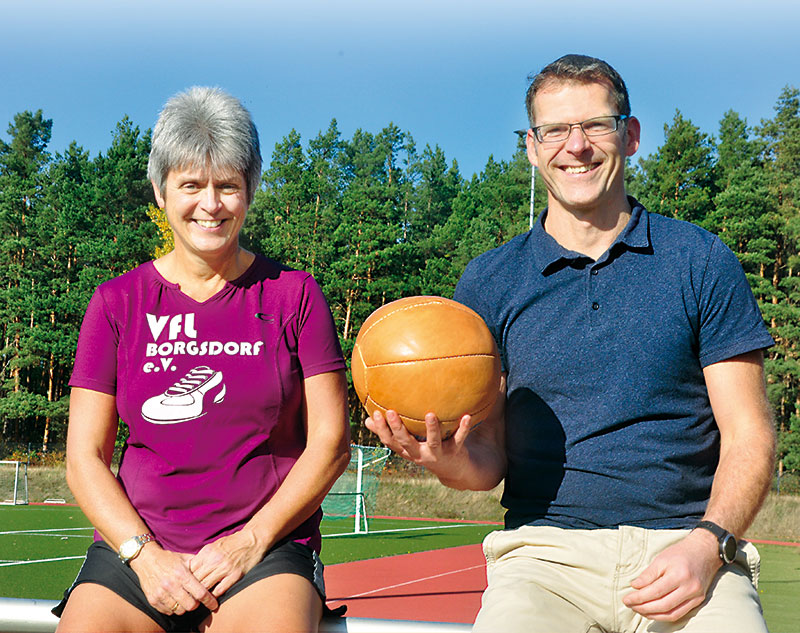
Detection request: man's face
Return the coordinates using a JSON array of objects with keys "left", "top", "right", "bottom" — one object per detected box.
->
[{"left": 526, "top": 80, "right": 639, "bottom": 217}]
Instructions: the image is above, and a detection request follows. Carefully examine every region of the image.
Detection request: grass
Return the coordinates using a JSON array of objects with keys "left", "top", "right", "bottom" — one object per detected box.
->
[
  {"left": 0, "top": 507, "right": 494, "bottom": 601},
  {"left": 5, "top": 464, "right": 800, "bottom": 631},
  {"left": 18, "top": 463, "right": 800, "bottom": 538},
  {"left": 374, "top": 462, "right": 504, "bottom": 522},
  {"left": 746, "top": 493, "right": 800, "bottom": 542},
  {"left": 321, "top": 516, "right": 496, "bottom": 564},
  {"left": 2, "top": 505, "right": 798, "bottom": 632},
  {"left": 26, "top": 466, "right": 77, "bottom": 505},
  {"left": 376, "top": 462, "right": 800, "bottom": 543},
  {"left": 756, "top": 544, "right": 800, "bottom": 633},
  {"left": 0, "top": 505, "right": 91, "bottom": 600}
]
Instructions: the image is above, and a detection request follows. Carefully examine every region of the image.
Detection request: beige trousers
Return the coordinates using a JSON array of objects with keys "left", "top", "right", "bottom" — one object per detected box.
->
[{"left": 473, "top": 525, "right": 766, "bottom": 633}]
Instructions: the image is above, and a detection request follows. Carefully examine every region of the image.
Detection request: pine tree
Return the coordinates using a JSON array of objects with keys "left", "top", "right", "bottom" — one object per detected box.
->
[
  {"left": 756, "top": 87, "right": 800, "bottom": 476},
  {"left": 0, "top": 111, "right": 55, "bottom": 450},
  {"left": 629, "top": 110, "right": 717, "bottom": 226},
  {"left": 420, "top": 150, "right": 531, "bottom": 297},
  {"left": 248, "top": 128, "right": 311, "bottom": 268},
  {"left": 408, "top": 144, "right": 462, "bottom": 246},
  {"left": 246, "top": 121, "right": 345, "bottom": 297},
  {"left": 708, "top": 110, "right": 774, "bottom": 276},
  {"left": 84, "top": 117, "right": 156, "bottom": 285}
]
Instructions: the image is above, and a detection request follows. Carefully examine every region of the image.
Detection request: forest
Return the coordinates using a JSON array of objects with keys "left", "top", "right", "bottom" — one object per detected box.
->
[{"left": 0, "top": 85, "right": 798, "bottom": 482}]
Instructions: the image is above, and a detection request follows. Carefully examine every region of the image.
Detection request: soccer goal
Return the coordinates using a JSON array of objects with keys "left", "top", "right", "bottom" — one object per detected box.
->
[
  {"left": 0, "top": 461, "right": 28, "bottom": 505},
  {"left": 322, "top": 444, "right": 390, "bottom": 534}
]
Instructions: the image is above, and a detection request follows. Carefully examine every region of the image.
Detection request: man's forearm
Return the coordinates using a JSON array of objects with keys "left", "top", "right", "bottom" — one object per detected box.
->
[
  {"left": 703, "top": 426, "right": 775, "bottom": 537},
  {"left": 702, "top": 351, "right": 776, "bottom": 538}
]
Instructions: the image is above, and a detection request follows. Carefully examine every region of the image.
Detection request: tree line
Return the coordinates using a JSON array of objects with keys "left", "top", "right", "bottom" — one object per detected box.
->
[{"left": 1, "top": 86, "right": 798, "bottom": 481}]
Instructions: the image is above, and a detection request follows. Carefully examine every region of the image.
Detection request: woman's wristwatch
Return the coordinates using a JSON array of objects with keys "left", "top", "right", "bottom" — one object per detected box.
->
[
  {"left": 118, "top": 533, "right": 155, "bottom": 565},
  {"left": 694, "top": 520, "right": 737, "bottom": 564}
]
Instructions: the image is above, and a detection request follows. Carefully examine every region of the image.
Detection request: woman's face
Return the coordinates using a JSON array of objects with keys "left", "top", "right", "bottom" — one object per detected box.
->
[{"left": 153, "top": 166, "right": 249, "bottom": 261}]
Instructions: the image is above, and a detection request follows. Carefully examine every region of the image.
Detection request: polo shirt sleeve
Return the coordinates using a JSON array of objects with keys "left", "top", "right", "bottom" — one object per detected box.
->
[
  {"left": 697, "top": 237, "right": 774, "bottom": 367},
  {"left": 69, "top": 287, "right": 120, "bottom": 396},
  {"left": 454, "top": 260, "right": 508, "bottom": 372},
  {"left": 296, "top": 275, "right": 346, "bottom": 378}
]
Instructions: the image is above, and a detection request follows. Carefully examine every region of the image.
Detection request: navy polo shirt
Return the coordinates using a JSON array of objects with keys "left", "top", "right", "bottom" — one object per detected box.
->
[{"left": 454, "top": 199, "right": 773, "bottom": 530}]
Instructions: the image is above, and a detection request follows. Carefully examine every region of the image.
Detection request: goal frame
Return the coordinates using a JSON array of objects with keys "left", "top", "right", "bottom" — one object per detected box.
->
[
  {"left": 0, "top": 460, "right": 29, "bottom": 505},
  {"left": 322, "top": 444, "right": 390, "bottom": 534}
]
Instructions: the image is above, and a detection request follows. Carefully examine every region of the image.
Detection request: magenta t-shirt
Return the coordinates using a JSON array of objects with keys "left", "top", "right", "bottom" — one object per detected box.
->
[{"left": 70, "top": 255, "right": 345, "bottom": 554}]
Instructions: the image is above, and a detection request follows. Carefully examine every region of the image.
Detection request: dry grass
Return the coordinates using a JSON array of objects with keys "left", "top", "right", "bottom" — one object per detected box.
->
[
  {"left": 374, "top": 470, "right": 503, "bottom": 522},
  {"left": 22, "top": 465, "right": 800, "bottom": 543},
  {"left": 26, "top": 466, "right": 75, "bottom": 504},
  {"left": 746, "top": 493, "right": 800, "bottom": 542},
  {"left": 375, "top": 461, "right": 800, "bottom": 543}
]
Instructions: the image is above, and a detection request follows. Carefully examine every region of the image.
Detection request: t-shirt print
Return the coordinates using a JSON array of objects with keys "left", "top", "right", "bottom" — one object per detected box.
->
[{"left": 141, "top": 365, "right": 226, "bottom": 424}]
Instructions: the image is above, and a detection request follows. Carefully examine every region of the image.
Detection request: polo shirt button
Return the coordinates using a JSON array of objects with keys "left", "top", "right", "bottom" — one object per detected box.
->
[
  {"left": 591, "top": 269, "right": 598, "bottom": 275},
  {"left": 592, "top": 302, "right": 600, "bottom": 310}
]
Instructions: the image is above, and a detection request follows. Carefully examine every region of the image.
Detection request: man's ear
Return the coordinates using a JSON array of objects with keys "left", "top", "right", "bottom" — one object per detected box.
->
[
  {"left": 526, "top": 129, "right": 539, "bottom": 168},
  {"left": 624, "top": 116, "right": 641, "bottom": 158}
]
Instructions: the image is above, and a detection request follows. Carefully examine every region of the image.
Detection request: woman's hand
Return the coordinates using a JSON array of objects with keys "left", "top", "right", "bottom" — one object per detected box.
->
[
  {"left": 66, "top": 387, "right": 218, "bottom": 617},
  {"left": 189, "top": 528, "right": 266, "bottom": 598},
  {"left": 129, "top": 543, "right": 219, "bottom": 616}
]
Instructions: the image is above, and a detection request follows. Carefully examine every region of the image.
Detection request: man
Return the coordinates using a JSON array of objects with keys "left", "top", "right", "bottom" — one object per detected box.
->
[{"left": 366, "top": 54, "right": 775, "bottom": 632}]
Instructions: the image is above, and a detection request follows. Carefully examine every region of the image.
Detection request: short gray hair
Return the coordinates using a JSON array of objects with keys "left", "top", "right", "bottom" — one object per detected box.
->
[
  {"left": 525, "top": 54, "right": 631, "bottom": 127},
  {"left": 148, "top": 87, "right": 262, "bottom": 205}
]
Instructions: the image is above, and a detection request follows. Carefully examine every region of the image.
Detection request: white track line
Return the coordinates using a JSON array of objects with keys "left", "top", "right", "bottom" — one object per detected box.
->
[
  {"left": 0, "top": 532, "right": 93, "bottom": 539},
  {"left": 0, "top": 527, "right": 93, "bottom": 536},
  {"left": 0, "top": 555, "right": 86, "bottom": 567},
  {"left": 323, "top": 523, "right": 476, "bottom": 538},
  {"left": 336, "top": 563, "right": 485, "bottom": 599}
]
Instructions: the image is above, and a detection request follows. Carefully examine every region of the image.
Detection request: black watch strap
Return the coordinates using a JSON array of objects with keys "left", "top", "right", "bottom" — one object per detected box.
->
[{"left": 695, "top": 520, "right": 737, "bottom": 564}]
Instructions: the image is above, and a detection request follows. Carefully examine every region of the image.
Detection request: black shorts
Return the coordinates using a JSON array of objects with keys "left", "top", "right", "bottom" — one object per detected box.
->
[{"left": 52, "top": 539, "right": 328, "bottom": 632}]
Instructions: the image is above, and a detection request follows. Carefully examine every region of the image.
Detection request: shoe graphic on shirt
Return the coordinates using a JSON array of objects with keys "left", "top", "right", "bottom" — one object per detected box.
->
[{"left": 141, "top": 365, "right": 226, "bottom": 424}]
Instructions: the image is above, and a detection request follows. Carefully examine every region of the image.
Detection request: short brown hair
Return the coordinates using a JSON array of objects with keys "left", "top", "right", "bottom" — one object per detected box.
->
[{"left": 525, "top": 54, "right": 630, "bottom": 126}]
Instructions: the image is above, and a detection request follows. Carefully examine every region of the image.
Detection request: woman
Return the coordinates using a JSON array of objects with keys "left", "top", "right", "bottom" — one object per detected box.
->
[{"left": 54, "top": 87, "right": 350, "bottom": 633}]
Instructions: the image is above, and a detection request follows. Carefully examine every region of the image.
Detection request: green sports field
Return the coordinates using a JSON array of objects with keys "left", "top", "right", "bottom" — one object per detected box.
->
[
  {"left": 1, "top": 505, "right": 798, "bottom": 632},
  {"left": 0, "top": 506, "right": 497, "bottom": 601}
]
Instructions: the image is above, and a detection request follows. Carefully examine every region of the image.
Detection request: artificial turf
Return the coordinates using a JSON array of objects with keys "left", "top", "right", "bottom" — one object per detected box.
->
[{"left": 2, "top": 505, "right": 798, "bottom": 632}]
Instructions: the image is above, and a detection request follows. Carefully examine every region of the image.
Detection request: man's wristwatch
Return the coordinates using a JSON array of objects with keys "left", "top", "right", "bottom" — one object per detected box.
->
[
  {"left": 118, "top": 533, "right": 154, "bottom": 565},
  {"left": 694, "top": 520, "right": 737, "bottom": 564}
]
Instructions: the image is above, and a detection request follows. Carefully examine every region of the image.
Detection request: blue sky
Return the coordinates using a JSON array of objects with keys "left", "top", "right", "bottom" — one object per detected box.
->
[{"left": 2, "top": 0, "right": 799, "bottom": 179}]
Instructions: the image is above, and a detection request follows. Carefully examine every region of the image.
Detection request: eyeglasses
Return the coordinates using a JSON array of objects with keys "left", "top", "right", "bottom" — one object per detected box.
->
[{"left": 531, "top": 115, "right": 630, "bottom": 143}]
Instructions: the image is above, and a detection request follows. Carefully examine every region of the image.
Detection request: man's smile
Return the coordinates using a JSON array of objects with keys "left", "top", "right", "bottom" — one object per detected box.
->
[{"left": 561, "top": 163, "right": 600, "bottom": 174}]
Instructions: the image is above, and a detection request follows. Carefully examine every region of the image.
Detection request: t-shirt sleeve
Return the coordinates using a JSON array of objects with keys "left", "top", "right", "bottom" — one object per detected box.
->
[
  {"left": 69, "top": 287, "right": 120, "bottom": 395},
  {"left": 296, "top": 275, "right": 346, "bottom": 378},
  {"left": 697, "top": 237, "right": 774, "bottom": 367}
]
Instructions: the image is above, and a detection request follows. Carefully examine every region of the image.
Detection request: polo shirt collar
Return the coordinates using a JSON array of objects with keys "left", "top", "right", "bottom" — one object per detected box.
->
[{"left": 530, "top": 197, "right": 650, "bottom": 275}]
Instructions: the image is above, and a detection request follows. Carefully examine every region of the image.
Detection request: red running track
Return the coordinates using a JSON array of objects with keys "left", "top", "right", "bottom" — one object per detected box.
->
[
  {"left": 325, "top": 544, "right": 486, "bottom": 624},
  {"left": 323, "top": 538, "right": 800, "bottom": 624}
]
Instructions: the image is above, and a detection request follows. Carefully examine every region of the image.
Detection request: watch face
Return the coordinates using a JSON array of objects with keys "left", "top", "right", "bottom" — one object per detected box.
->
[
  {"left": 119, "top": 539, "right": 140, "bottom": 560},
  {"left": 722, "top": 535, "right": 737, "bottom": 563}
]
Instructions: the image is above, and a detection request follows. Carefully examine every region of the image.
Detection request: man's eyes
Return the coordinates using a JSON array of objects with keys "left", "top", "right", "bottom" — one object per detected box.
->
[{"left": 541, "top": 125, "right": 569, "bottom": 137}]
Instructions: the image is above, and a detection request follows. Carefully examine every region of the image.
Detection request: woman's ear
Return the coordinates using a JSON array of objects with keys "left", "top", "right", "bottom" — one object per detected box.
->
[{"left": 152, "top": 180, "right": 166, "bottom": 208}]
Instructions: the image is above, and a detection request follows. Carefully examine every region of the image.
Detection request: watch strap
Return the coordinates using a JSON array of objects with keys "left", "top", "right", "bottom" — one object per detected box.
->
[
  {"left": 118, "top": 533, "right": 154, "bottom": 564},
  {"left": 695, "top": 520, "right": 725, "bottom": 539},
  {"left": 694, "top": 520, "right": 737, "bottom": 564}
]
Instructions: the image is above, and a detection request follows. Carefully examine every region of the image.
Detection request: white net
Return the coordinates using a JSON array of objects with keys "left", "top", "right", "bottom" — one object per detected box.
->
[
  {"left": 0, "top": 461, "right": 28, "bottom": 505},
  {"left": 322, "top": 445, "right": 390, "bottom": 533}
]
